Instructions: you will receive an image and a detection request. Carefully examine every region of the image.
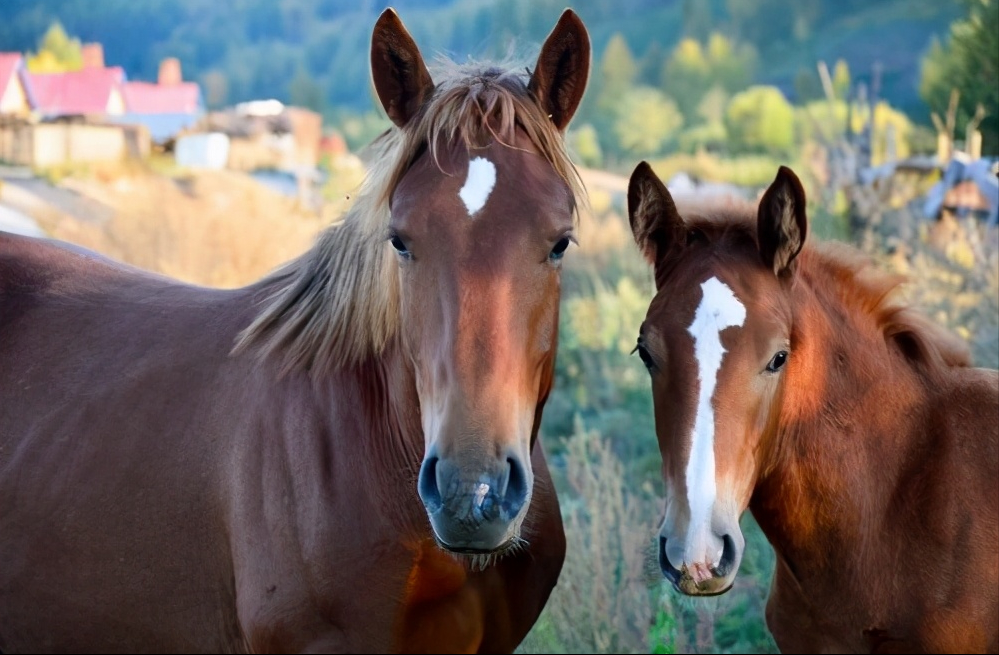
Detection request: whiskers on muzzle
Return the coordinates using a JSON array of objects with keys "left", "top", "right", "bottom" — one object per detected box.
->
[{"left": 444, "top": 534, "right": 530, "bottom": 572}]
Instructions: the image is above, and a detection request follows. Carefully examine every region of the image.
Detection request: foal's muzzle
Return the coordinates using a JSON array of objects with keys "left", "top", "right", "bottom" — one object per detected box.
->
[
  {"left": 659, "top": 533, "right": 740, "bottom": 596},
  {"left": 418, "top": 446, "right": 530, "bottom": 553}
]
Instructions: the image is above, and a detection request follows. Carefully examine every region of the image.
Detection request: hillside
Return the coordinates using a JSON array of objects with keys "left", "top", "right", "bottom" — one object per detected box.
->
[{"left": 0, "top": 0, "right": 959, "bottom": 122}]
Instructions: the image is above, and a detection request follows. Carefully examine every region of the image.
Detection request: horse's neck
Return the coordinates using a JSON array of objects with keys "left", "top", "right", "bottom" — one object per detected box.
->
[{"left": 348, "top": 340, "right": 425, "bottom": 483}]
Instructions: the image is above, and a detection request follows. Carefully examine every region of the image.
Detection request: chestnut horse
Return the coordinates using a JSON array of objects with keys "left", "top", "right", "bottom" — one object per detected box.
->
[
  {"left": 0, "top": 10, "right": 591, "bottom": 653},
  {"left": 627, "top": 162, "right": 999, "bottom": 653}
]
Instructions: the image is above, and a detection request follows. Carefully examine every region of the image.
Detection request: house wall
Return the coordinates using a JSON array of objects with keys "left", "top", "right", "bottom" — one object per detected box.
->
[
  {"left": 106, "top": 88, "right": 125, "bottom": 116},
  {"left": 0, "top": 121, "right": 150, "bottom": 167},
  {"left": 0, "top": 77, "right": 30, "bottom": 115}
]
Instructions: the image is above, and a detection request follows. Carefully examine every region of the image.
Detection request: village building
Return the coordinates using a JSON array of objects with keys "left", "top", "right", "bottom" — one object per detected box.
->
[
  {"left": 116, "top": 58, "right": 204, "bottom": 144},
  {"left": 0, "top": 53, "right": 33, "bottom": 117}
]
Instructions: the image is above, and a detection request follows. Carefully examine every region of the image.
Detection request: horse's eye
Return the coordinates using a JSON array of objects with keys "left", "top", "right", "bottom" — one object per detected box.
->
[
  {"left": 389, "top": 235, "right": 412, "bottom": 260},
  {"left": 633, "top": 342, "right": 655, "bottom": 371},
  {"left": 549, "top": 237, "right": 571, "bottom": 261},
  {"left": 766, "top": 350, "right": 788, "bottom": 373}
]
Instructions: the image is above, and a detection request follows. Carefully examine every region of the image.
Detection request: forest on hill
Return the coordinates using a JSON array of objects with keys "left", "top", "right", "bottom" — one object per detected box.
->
[{"left": 0, "top": 0, "right": 962, "bottom": 120}]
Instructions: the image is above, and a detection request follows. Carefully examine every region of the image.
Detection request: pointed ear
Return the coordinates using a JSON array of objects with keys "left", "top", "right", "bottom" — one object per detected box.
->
[
  {"left": 628, "top": 161, "right": 684, "bottom": 268},
  {"left": 528, "top": 9, "right": 591, "bottom": 131},
  {"left": 370, "top": 8, "right": 434, "bottom": 128},
  {"left": 757, "top": 165, "right": 808, "bottom": 277}
]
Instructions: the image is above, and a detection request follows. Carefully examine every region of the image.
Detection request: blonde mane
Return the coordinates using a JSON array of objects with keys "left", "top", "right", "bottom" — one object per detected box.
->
[{"left": 233, "top": 61, "right": 584, "bottom": 375}]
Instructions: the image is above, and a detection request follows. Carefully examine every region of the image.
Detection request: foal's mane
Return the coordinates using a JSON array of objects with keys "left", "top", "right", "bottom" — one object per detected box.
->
[
  {"left": 233, "top": 61, "right": 584, "bottom": 375},
  {"left": 677, "top": 198, "right": 972, "bottom": 374}
]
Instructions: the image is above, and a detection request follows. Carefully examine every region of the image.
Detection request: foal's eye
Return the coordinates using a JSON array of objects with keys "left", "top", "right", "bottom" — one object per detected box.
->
[
  {"left": 389, "top": 235, "right": 412, "bottom": 260},
  {"left": 633, "top": 342, "right": 655, "bottom": 371},
  {"left": 549, "top": 237, "right": 571, "bottom": 262},
  {"left": 766, "top": 350, "right": 788, "bottom": 373}
]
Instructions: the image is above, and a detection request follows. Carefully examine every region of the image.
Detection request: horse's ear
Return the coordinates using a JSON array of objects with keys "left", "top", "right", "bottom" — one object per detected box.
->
[
  {"left": 628, "top": 161, "right": 684, "bottom": 269},
  {"left": 370, "top": 8, "right": 434, "bottom": 128},
  {"left": 757, "top": 165, "right": 808, "bottom": 277},
  {"left": 528, "top": 9, "right": 591, "bottom": 131}
]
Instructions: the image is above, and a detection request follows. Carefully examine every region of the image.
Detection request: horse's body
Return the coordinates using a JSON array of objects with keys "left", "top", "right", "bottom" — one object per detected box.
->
[
  {"left": 0, "top": 10, "right": 591, "bottom": 653},
  {"left": 627, "top": 162, "right": 999, "bottom": 653}
]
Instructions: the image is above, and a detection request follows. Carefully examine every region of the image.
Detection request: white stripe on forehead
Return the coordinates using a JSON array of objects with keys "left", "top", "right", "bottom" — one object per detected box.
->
[
  {"left": 684, "top": 276, "right": 745, "bottom": 561},
  {"left": 458, "top": 157, "right": 496, "bottom": 217}
]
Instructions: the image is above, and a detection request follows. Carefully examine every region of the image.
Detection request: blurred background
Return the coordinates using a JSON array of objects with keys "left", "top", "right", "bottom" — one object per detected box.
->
[{"left": 1, "top": 1, "right": 996, "bottom": 652}]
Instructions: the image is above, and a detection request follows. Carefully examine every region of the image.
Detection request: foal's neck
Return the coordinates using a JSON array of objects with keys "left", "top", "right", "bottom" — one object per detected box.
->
[{"left": 750, "top": 309, "right": 934, "bottom": 579}]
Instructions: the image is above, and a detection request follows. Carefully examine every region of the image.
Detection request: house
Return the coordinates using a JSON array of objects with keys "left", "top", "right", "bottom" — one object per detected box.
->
[
  {"left": 0, "top": 53, "right": 34, "bottom": 117},
  {"left": 27, "top": 66, "right": 126, "bottom": 118},
  {"left": 115, "top": 58, "right": 204, "bottom": 144},
  {"left": 1, "top": 48, "right": 146, "bottom": 167},
  {"left": 923, "top": 154, "right": 999, "bottom": 227},
  {"left": 202, "top": 100, "right": 322, "bottom": 172}
]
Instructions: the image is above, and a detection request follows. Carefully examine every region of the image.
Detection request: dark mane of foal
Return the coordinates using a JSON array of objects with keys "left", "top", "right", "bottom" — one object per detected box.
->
[
  {"left": 675, "top": 198, "right": 972, "bottom": 375},
  {"left": 233, "top": 61, "right": 584, "bottom": 376}
]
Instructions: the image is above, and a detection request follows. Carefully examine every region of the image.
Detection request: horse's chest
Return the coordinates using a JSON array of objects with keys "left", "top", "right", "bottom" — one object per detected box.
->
[{"left": 392, "top": 540, "right": 483, "bottom": 653}]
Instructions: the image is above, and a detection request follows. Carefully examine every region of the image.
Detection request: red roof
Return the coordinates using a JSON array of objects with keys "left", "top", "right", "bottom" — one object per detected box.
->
[
  {"left": 27, "top": 66, "right": 125, "bottom": 116},
  {"left": 122, "top": 81, "right": 200, "bottom": 114},
  {"left": 0, "top": 53, "right": 24, "bottom": 95}
]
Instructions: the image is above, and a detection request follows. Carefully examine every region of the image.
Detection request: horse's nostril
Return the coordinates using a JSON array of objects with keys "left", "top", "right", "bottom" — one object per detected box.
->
[
  {"left": 503, "top": 455, "right": 528, "bottom": 516},
  {"left": 659, "top": 535, "right": 681, "bottom": 585},
  {"left": 417, "top": 455, "right": 441, "bottom": 512},
  {"left": 717, "top": 533, "right": 737, "bottom": 577}
]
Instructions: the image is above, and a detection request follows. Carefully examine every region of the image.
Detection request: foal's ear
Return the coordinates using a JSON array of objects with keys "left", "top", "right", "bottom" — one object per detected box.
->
[
  {"left": 757, "top": 165, "right": 808, "bottom": 277},
  {"left": 628, "top": 161, "right": 684, "bottom": 268},
  {"left": 528, "top": 9, "right": 591, "bottom": 131},
  {"left": 370, "top": 8, "right": 435, "bottom": 128}
]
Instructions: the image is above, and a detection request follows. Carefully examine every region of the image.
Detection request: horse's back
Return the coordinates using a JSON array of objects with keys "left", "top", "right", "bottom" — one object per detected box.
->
[{"left": 0, "top": 232, "right": 249, "bottom": 652}]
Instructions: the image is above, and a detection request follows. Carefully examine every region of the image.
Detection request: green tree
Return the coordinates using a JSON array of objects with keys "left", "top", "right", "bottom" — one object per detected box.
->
[
  {"left": 920, "top": 0, "right": 999, "bottom": 154},
  {"left": 638, "top": 41, "right": 666, "bottom": 88},
  {"left": 569, "top": 124, "right": 604, "bottom": 168},
  {"left": 793, "top": 67, "right": 823, "bottom": 103},
  {"left": 661, "top": 37, "right": 710, "bottom": 122},
  {"left": 289, "top": 65, "right": 325, "bottom": 113},
  {"left": 613, "top": 86, "right": 684, "bottom": 157},
  {"left": 697, "top": 85, "right": 730, "bottom": 125},
  {"left": 26, "top": 22, "right": 83, "bottom": 73},
  {"left": 596, "top": 33, "right": 638, "bottom": 118},
  {"left": 201, "top": 69, "right": 229, "bottom": 109},
  {"left": 724, "top": 85, "right": 795, "bottom": 155},
  {"left": 682, "top": 0, "right": 713, "bottom": 40},
  {"left": 831, "top": 59, "right": 851, "bottom": 100},
  {"left": 662, "top": 33, "right": 757, "bottom": 124},
  {"left": 705, "top": 33, "right": 757, "bottom": 94}
]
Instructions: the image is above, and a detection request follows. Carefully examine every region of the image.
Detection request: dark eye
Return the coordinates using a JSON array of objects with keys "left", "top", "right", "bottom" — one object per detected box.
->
[
  {"left": 549, "top": 237, "right": 571, "bottom": 261},
  {"left": 766, "top": 350, "right": 788, "bottom": 373},
  {"left": 389, "top": 235, "right": 412, "bottom": 260},
  {"left": 633, "top": 341, "right": 655, "bottom": 371}
]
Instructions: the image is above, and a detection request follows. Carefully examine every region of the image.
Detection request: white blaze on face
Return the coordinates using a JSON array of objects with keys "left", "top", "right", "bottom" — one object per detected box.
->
[
  {"left": 458, "top": 157, "right": 496, "bottom": 216},
  {"left": 684, "top": 276, "right": 745, "bottom": 564}
]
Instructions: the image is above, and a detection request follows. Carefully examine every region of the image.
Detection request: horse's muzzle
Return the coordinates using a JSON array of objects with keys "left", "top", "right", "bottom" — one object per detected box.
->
[
  {"left": 418, "top": 449, "right": 530, "bottom": 552},
  {"left": 659, "top": 533, "right": 739, "bottom": 596}
]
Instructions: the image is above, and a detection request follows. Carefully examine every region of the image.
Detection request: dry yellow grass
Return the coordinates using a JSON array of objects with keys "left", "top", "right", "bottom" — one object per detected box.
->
[{"left": 34, "top": 167, "right": 329, "bottom": 288}]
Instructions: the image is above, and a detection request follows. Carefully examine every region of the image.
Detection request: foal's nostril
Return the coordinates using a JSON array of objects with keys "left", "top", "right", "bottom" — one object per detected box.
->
[
  {"left": 717, "top": 533, "right": 737, "bottom": 577},
  {"left": 659, "top": 535, "right": 681, "bottom": 585},
  {"left": 503, "top": 455, "right": 528, "bottom": 517},
  {"left": 417, "top": 454, "right": 441, "bottom": 513}
]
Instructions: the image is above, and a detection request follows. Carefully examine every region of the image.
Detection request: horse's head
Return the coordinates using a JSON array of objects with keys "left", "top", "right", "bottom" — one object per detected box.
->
[
  {"left": 627, "top": 162, "right": 807, "bottom": 595},
  {"left": 370, "top": 10, "right": 589, "bottom": 554}
]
